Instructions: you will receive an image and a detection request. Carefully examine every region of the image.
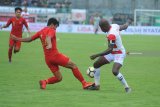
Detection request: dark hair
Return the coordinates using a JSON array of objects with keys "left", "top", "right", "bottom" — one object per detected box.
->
[
  {"left": 15, "top": 7, "right": 22, "bottom": 12},
  {"left": 47, "top": 18, "right": 59, "bottom": 26},
  {"left": 99, "top": 19, "right": 109, "bottom": 26}
]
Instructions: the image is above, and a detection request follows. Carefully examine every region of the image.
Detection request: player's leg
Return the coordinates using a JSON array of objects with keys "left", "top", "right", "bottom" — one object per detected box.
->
[
  {"left": 14, "top": 41, "right": 21, "bottom": 53},
  {"left": 8, "top": 39, "right": 14, "bottom": 62},
  {"left": 112, "top": 54, "right": 131, "bottom": 93},
  {"left": 94, "top": 25, "right": 98, "bottom": 34},
  {"left": 39, "top": 64, "right": 62, "bottom": 89},
  {"left": 88, "top": 56, "right": 111, "bottom": 90},
  {"left": 53, "top": 53, "right": 93, "bottom": 89},
  {"left": 64, "top": 59, "right": 93, "bottom": 89},
  {"left": 95, "top": 27, "right": 98, "bottom": 34}
]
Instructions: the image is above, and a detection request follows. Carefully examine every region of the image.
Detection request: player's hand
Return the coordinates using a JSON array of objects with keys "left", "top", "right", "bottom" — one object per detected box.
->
[
  {"left": 11, "top": 34, "right": 18, "bottom": 41},
  {"left": 127, "top": 18, "right": 133, "bottom": 25},
  {"left": 28, "top": 30, "right": 31, "bottom": 36},
  {"left": 46, "top": 45, "right": 52, "bottom": 50},
  {"left": 90, "top": 54, "right": 98, "bottom": 60}
]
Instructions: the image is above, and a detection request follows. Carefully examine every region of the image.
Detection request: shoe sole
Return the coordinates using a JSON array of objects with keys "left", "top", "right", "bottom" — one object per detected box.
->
[{"left": 83, "top": 83, "right": 95, "bottom": 89}]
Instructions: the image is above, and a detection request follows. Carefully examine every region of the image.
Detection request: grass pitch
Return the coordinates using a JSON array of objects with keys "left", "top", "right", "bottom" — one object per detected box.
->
[{"left": 0, "top": 31, "right": 160, "bottom": 107}]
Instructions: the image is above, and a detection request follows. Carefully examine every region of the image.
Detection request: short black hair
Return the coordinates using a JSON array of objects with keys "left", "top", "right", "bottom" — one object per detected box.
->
[
  {"left": 15, "top": 7, "right": 22, "bottom": 12},
  {"left": 47, "top": 18, "right": 59, "bottom": 26},
  {"left": 99, "top": 19, "right": 110, "bottom": 27}
]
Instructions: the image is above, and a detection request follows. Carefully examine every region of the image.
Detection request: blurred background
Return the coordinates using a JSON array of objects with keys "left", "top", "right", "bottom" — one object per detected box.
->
[{"left": 0, "top": 0, "right": 160, "bottom": 26}]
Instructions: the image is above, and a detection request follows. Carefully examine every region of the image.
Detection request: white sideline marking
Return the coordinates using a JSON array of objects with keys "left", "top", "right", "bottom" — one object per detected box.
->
[{"left": 128, "top": 52, "right": 143, "bottom": 55}]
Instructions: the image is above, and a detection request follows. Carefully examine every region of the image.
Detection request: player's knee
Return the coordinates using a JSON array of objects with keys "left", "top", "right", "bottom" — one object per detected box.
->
[
  {"left": 112, "top": 69, "right": 119, "bottom": 76},
  {"left": 93, "top": 62, "right": 100, "bottom": 68},
  {"left": 57, "top": 76, "right": 62, "bottom": 82},
  {"left": 68, "top": 61, "right": 77, "bottom": 69}
]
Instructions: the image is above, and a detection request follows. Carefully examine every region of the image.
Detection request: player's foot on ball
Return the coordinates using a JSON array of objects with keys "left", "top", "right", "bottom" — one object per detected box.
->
[
  {"left": 125, "top": 87, "right": 131, "bottom": 93},
  {"left": 39, "top": 80, "right": 47, "bottom": 89},
  {"left": 86, "top": 84, "right": 100, "bottom": 90},
  {"left": 82, "top": 81, "right": 94, "bottom": 89}
]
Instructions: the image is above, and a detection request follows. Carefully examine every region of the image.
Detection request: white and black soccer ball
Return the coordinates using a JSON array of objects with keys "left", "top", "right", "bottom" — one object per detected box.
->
[{"left": 86, "top": 67, "right": 95, "bottom": 78}]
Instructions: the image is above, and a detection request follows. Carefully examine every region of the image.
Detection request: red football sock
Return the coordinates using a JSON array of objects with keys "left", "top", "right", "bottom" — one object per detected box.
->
[
  {"left": 72, "top": 67, "right": 85, "bottom": 83},
  {"left": 8, "top": 48, "right": 13, "bottom": 62},
  {"left": 46, "top": 76, "right": 60, "bottom": 84}
]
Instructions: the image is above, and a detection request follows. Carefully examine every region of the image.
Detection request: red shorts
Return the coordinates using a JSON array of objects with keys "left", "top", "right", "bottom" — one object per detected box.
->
[
  {"left": 45, "top": 53, "right": 70, "bottom": 73},
  {"left": 9, "top": 38, "right": 21, "bottom": 49}
]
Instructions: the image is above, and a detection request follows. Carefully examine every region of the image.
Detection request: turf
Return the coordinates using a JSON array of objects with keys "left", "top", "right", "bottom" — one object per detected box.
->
[{"left": 0, "top": 31, "right": 160, "bottom": 107}]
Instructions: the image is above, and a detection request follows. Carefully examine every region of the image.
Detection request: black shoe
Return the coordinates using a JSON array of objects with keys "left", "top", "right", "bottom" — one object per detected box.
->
[
  {"left": 86, "top": 84, "right": 100, "bottom": 90},
  {"left": 125, "top": 87, "right": 131, "bottom": 93}
]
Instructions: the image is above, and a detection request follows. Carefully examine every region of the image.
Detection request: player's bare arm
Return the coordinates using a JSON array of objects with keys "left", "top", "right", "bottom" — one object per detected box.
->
[
  {"left": 45, "top": 36, "right": 52, "bottom": 49},
  {"left": 119, "top": 18, "right": 133, "bottom": 31},
  {"left": 24, "top": 20, "right": 31, "bottom": 35},
  {"left": 11, "top": 34, "right": 32, "bottom": 42},
  {"left": 26, "top": 27, "right": 30, "bottom": 33},
  {"left": 90, "top": 43, "right": 114, "bottom": 60}
]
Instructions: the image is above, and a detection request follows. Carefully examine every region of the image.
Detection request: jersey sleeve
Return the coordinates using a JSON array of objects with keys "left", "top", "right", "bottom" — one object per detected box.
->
[
  {"left": 6, "top": 18, "right": 12, "bottom": 27},
  {"left": 107, "top": 34, "right": 116, "bottom": 45},
  {"left": 31, "top": 31, "right": 41, "bottom": 40}
]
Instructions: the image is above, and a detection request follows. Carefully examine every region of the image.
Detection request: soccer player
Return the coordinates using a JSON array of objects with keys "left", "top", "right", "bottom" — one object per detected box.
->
[
  {"left": 93, "top": 13, "right": 101, "bottom": 34},
  {"left": 0, "top": 7, "right": 30, "bottom": 63},
  {"left": 11, "top": 18, "right": 93, "bottom": 90},
  {"left": 21, "top": 7, "right": 30, "bottom": 24},
  {"left": 21, "top": 7, "right": 30, "bottom": 37},
  {"left": 87, "top": 18, "right": 132, "bottom": 93}
]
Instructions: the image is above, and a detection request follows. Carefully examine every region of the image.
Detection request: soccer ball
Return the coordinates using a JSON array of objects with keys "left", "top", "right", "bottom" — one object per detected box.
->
[{"left": 86, "top": 67, "right": 95, "bottom": 78}]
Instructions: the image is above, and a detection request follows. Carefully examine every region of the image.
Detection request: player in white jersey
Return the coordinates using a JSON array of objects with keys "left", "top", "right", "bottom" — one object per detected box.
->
[
  {"left": 87, "top": 18, "right": 132, "bottom": 93},
  {"left": 93, "top": 13, "right": 101, "bottom": 34},
  {"left": 22, "top": 7, "right": 29, "bottom": 22},
  {"left": 21, "top": 7, "right": 30, "bottom": 37}
]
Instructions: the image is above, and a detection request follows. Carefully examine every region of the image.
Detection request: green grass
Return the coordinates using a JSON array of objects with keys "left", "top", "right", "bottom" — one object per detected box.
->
[{"left": 0, "top": 31, "right": 160, "bottom": 107}]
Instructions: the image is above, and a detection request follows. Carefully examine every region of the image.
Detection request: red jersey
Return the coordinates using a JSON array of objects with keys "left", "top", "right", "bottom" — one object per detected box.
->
[
  {"left": 31, "top": 27, "right": 59, "bottom": 58},
  {"left": 6, "top": 17, "right": 28, "bottom": 37}
]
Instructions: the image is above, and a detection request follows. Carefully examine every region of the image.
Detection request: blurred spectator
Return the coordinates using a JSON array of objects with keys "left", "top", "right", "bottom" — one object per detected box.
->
[
  {"left": 0, "top": 0, "right": 72, "bottom": 10},
  {"left": 54, "top": 0, "right": 71, "bottom": 13},
  {"left": 31, "top": 0, "right": 39, "bottom": 7},
  {"left": 21, "top": 0, "right": 28, "bottom": 6},
  {"left": 89, "top": 15, "right": 94, "bottom": 25}
]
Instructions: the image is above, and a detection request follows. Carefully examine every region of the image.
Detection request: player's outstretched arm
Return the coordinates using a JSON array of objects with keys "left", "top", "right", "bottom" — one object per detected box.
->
[
  {"left": 1, "top": 19, "right": 12, "bottom": 29},
  {"left": 0, "top": 24, "right": 9, "bottom": 29},
  {"left": 119, "top": 18, "right": 133, "bottom": 31},
  {"left": 90, "top": 44, "right": 114, "bottom": 60},
  {"left": 25, "top": 24, "right": 31, "bottom": 36},
  {"left": 11, "top": 34, "right": 32, "bottom": 42}
]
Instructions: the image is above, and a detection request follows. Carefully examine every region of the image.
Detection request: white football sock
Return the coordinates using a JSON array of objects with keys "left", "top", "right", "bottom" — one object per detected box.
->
[
  {"left": 116, "top": 72, "right": 129, "bottom": 88},
  {"left": 94, "top": 68, "right": 100, "bottom": 86}
]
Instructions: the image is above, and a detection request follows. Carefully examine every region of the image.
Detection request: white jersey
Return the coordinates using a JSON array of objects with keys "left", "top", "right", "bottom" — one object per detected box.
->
[
  {"left": 94, "top": 16, "right": 101, "bottom": 27},
  {"left": 21, "top": 12, "right": 29, "bottom": 22},
  {"left": 107, "top": 24, "right": 125, "bottom": 54}
]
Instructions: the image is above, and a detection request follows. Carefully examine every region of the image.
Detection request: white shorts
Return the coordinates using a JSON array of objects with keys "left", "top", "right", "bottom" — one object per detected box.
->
[{"left": 104, "top": 53, "right": 126, "bottom": 65}]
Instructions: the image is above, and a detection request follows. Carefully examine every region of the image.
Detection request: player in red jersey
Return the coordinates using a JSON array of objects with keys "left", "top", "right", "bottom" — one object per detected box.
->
[
  {"left": 0, "top": 7, "right": 30, "bottom": 63},
  {"left": 11, "top": 18, "right": 93, "bottom": 90}
]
